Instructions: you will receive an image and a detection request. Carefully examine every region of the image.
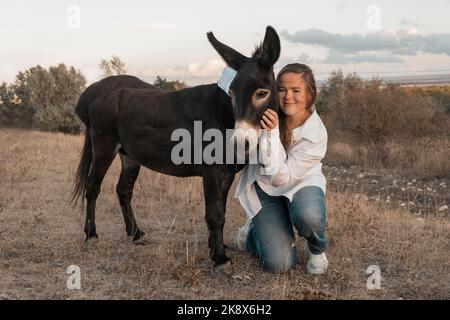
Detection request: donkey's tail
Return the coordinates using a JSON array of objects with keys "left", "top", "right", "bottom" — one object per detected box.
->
[
  {"left": 71, "top": 95, "right": 92, "bottom": 207},
  {"left": 71, "top": 126, "right": 92, "bottom": 207}
]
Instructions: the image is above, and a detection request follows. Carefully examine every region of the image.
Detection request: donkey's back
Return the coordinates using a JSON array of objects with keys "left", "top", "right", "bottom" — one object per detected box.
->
[{"left": 75, "top": 75, "right": 158, "bottom": 126}]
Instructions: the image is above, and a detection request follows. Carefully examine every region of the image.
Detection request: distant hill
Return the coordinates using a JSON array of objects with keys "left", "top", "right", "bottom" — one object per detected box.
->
[{"left": 139, "top": 73, "right": 450, "bottom": 88}]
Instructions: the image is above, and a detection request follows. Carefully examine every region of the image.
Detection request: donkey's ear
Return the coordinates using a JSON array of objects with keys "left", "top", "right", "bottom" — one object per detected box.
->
[
  {"left": 207, "top": 32, "right": 248, "bottom": 70},
  {"left": 259, "top": 26, "right": 281, "bottom": 69}
]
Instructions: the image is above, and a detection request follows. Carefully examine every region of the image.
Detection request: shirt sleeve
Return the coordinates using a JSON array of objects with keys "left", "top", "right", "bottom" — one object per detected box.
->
[
  {"left": 217, "top": 66, "right": 237, "bottom": 96},
  {"left": 258, "top": 128, "right": 327, "bottom": 188}
]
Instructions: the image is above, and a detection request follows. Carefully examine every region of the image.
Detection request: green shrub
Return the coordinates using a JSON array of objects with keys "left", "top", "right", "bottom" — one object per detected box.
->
[
  {"left": 0, "top": 103, "right": 36, "bottom": 128},
  {"left": 427, "top": 90, "right": 450, "bottom": 113},
  {"left": 153, "top": 76, "right": 187, "bottom": 91},
  {"left": 1, "top": 64, "right": 86, "bottom": 133},
  {"left": 34, "top": 102, "right": 83, "bottom": 134},
  {"left": 316, "top": 71, "right": 448, "bottom": 144}
]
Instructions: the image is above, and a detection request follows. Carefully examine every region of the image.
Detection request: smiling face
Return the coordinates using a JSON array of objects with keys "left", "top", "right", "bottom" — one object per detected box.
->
[{"left": 277, "top": 72, "right": 311, "bottom": 116}]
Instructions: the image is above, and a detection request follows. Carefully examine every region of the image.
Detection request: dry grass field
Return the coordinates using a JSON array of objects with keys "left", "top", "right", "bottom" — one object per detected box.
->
[{"left": 0, "top": 128, "right": 449, "bottom": 300}]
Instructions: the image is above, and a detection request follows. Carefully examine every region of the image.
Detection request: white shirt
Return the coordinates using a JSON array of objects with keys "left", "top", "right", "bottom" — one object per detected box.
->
[{"left": 217, "top": 67, "right": 328, "bottom": 219}]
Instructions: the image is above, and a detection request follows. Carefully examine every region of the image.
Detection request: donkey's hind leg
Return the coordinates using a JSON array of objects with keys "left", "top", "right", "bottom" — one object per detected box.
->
[
  {"left": 116, "top": 152, "right": 146, "bottom": 243},
  {"left": 84, "top": 134, "right": 117, "bottom": 245}
]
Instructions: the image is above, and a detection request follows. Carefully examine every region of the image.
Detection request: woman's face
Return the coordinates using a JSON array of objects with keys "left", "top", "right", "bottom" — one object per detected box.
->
[{"left": 277, "top": 72, "right": 310, "bottom": 116}]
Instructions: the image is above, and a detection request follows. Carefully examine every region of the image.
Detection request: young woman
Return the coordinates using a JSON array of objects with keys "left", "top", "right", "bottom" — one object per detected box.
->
[{"left": 218, "top": 63, "right": 329, "bottom": 274}]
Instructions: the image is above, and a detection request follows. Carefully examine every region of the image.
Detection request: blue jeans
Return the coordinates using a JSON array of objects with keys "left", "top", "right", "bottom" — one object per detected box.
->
[{"left": 246, "top": 182, "right": 327, "bottom": 273}]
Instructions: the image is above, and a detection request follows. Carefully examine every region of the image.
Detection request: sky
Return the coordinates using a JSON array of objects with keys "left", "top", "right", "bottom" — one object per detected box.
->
[{"left": 1, "top": 0, "right": 450, "bottom": 85}]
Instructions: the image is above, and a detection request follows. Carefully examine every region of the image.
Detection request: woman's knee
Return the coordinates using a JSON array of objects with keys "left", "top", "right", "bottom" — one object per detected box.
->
[
  {"left": 299, "top": 206, "right": 325, "bottom": 229},
  {"left": 260, "top": 245, "right": 298, "bottom": 273},
  {"left": 289, "top": 189, "right": 326, "bottom": 232}
]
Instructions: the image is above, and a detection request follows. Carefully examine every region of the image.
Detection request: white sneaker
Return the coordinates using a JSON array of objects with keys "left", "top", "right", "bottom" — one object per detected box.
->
[
  {"left": 304, "top": 243, "right": 329, "bottom": 275},
  {"left": 234, "top": 219, "right": 252, "bottom": 251}
]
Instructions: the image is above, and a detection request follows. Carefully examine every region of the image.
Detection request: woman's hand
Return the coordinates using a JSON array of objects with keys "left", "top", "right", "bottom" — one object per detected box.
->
[{"left": 260, "top": 109, "right": 279, "bottom": 130}]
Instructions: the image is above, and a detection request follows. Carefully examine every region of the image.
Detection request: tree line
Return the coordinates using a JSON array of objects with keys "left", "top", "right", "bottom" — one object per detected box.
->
[
  {"left": 1, "top": 57, "right": 448, "bottom": 137},
  {"left": 0, "top": 56, "right": 186, "bottom": 134}
]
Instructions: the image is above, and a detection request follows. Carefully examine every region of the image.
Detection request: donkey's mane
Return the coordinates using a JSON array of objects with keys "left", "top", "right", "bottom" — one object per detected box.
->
[{"left": 251, "top": 42, "right": 264, "bottom": 58}]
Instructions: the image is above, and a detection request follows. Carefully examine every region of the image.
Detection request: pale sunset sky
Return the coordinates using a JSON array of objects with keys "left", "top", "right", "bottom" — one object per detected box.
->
[{"left": 1, "top": 0, "right": 450, "bottom": 85}]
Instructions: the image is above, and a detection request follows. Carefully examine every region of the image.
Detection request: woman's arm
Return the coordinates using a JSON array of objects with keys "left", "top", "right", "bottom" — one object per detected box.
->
[{"left": 259, "top": 133, "right": 327, "bottom": 187}]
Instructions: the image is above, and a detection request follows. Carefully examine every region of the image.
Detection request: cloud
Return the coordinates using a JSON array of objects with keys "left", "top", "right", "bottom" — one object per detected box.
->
[
  {"left": 281, "top": 28, "right": 450, "bottom": 57},
  {"left": 401, "top": 18, "right": 421, "bottom": 28},
  {"left": 186, "top": 59, "right": 225, "bottom": 76},
  {"left": 275, "top": 52, "right": 314, "bottom": 70},
  {"left": 141, "top": 59, "right": 225, "bottom": 77},
  {"left": 298, "top": 53, "right": 312, "bottom": 63},
  {"left": 321, "top": 49, "right": 404, "bottom": 64},
  {"left": 336, "top": 0, "right": 346, "bottom": 11}
]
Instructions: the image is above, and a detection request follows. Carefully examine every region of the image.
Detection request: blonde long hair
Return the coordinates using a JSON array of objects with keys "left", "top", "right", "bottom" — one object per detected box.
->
[{"left": 277, "top": 63, "right": 317, "bottom": 151}]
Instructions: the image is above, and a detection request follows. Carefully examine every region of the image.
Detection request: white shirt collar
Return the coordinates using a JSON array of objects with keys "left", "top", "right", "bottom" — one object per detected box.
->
[
  {"left": 217, "top": 66, "right": 237, "bottom": 95},
  {"left": 291, "top": 105, "right": 324, "bottom": 143}
]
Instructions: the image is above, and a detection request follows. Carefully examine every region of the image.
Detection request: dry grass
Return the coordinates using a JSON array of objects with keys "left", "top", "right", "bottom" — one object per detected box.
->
[
  {"left": 0, "top": 128, "right": 449, "bottom": 299},
  {"left": 326, "top": 136, "right": 450, "bottom": 178},
  {"left": 317, "top": 75, "right": 450, "bottom": 178}
]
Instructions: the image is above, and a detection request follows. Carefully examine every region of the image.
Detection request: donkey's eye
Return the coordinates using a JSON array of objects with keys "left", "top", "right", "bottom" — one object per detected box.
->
[
  {"left": 252, "top": 89, "right": 271, "bottom": 108},
  {"left": 256, "top": 90, "right": 269, "bottom": 100}
]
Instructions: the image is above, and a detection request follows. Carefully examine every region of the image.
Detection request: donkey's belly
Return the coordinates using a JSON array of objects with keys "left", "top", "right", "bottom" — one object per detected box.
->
[
  {"left": 140, "top": 161, "right": 204, "bottom": 177},
  {"left": 118, "top": 127, "right": 204, "bottom": 177},
  {"left": 126, "top": 148, "right": 203, "bottom": 177}
]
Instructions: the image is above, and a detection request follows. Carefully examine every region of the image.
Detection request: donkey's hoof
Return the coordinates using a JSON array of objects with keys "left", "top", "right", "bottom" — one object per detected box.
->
[
  {"left": 214, "top": 260, "right": 233, "bottom": 276},
  {"left": 82, "top": 236, "right": 99, "bottom": 250},
  {"left": 132, "top": 231, "right": 148, "bottom": 245}
]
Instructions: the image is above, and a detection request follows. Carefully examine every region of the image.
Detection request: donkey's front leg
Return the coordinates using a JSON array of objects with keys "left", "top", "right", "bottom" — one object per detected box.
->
[
  {"left": 205, "top": 199, "right": 230, "bottom": 274},
  {"left": 203, "top": 171, "right": 235, "bottom": 275}
]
